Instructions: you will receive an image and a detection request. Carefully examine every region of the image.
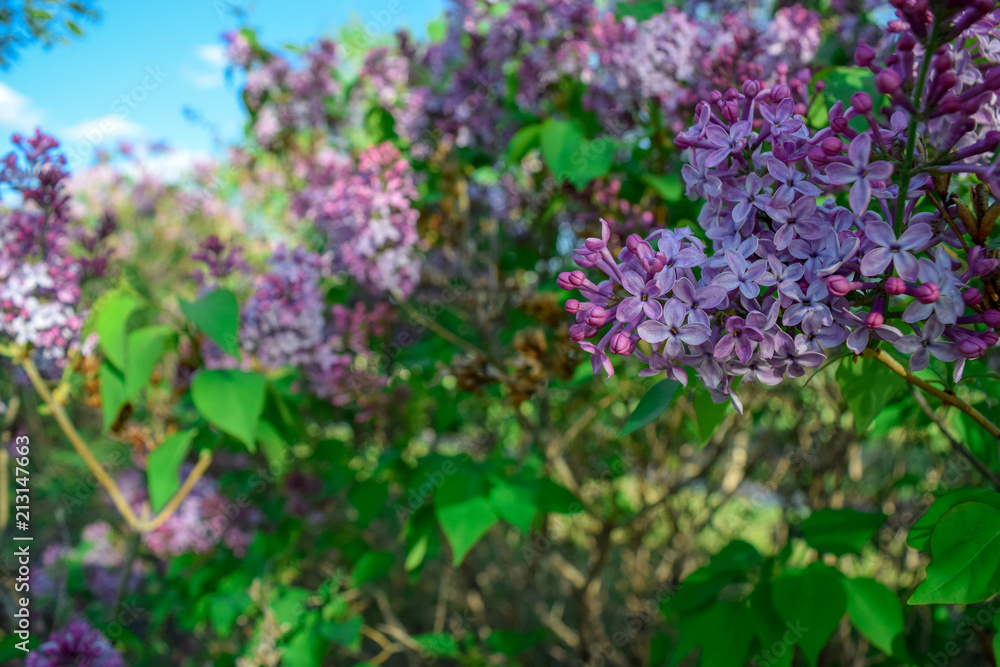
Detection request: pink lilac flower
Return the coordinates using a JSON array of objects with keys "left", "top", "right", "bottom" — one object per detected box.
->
[
  {"left": 117, "top": 468, "right": 259, "bottom": 558},
  {"left": 294, "top": 143, "right": 421, "bottom": 297}
]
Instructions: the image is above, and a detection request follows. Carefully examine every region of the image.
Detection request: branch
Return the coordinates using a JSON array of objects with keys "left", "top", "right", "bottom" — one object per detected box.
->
[
  {"left": 142, "top": 449, "right": 213, "bottom": 532},
  {"left": 862, "top": 348, "right": 1000, "bottom": 441},
  {"left": 910, "top": 388, "right": 1000, "bottom": 491},
  {"left": 19, "top": 357, "right": 142, "bottom": 530}
]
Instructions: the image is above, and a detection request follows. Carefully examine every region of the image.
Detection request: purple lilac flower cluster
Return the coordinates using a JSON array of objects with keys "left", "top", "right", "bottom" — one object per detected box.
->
[
  {"left": 354, "top": 46, "right": 432, "bottom": 148},
  {"left": 26, "top": 619, "right": 124, "bottom": 667},
  {"left": 224, "top": 31, "right": 340, "bottom": 149},
  {"left": 241, "top": 245, "right": 326, "bottom": 369},
  {"left": 584, "top": 4, "right": 821, "bottom": 135},
  {"left": 193, "top": 240, "right": 395, "bottom": 412},
  {"left": 422, "top": 0, "right": 596, "bottom": 149},
  {"left": 0, "top": 131, "right": 97, "bottom": 374},
  {"left": 117, "top": 467, "right": 259, "bottom": 557},
  {"left": 561, "top": 2, "right": 1000, "bottom": 410},
  {"left": 305, "top": 301, "right": 394, "bottom": 418},
  {"left": 294, "top": 142, "right": 421, "bottom": 298}
]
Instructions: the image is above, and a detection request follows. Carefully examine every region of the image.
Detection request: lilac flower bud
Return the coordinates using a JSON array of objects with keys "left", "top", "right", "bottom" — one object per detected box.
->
[
  {"left": 587, "top": 306, "right": 610, "bottom": 327},
  {"left": 932, "top": 53, "right": 951, "bottom": 73},
  {"left": 897, "top": 32, "right": 916, "bottom": 52},
  {"left": 557, "top": 272, "right": 575, "bottom": 290},
  {"left": 826, "top": 275, "right": 852, "bottom": 297},
  {"left": 721, "top": 101, "right": 740, "bottom": 124},
  {"left": 742, "top": 80, "right": 761, "bottom": 99},
  {"left": 569, "top": 270, "right": 587, "bottom": 287},
  {"left": 876, "top": 70, "right": 902, "bottom": 95},
  {"left": 808, "top": 147, "right": 828, "bottom": 165},
  {"left": 565, "top": 299, "right": 582, "bottom": 314},
  {"left": 984, "top": 332, "right": 1000, "bottom": 347},
  {"left": 822, "top": 137, "right": 844, "bottom": 155},
  {"left": 957, "top": 336, "right": 986, "bottom": 358},
  {"left": 771, "top": 84, "right": 791, "bottom": 101},
  {"left": 569, "top": 324, "right": 588, "bottom": 342},
  {"left": 609, "top": 332, "right": 636, "bottom": 356},
  {"left": 985, "top": 310, "right": 1000, "bottom": 328},
  {"left": 938, "top": 95, "right": 961, "bottom": 114},
  {"left": 855, "top": 44, "right": 876, "bottom": 67},
  {"left": 885, "top": 277, "right": 907, "bottom": 295},
  {"left": 914, "top": 283, "right": 940, "bottom": 304},
  {"left": 985, "top": 66, "right": 1000, "bottom": 91},
  {"left": 934, "top": 71, "right": 956, "bottom": 92},
  {"left": 708, "top": 90, "right": 723, "bottom": 105},
  {"left": 851, "top": 92, "right": 874, "bottom": 113},
  {"left": 963, "top": 289, "right": 983, "bottom": 306},
  {"left": 865, "top": 311, "right": 885, "bottom": 328}
]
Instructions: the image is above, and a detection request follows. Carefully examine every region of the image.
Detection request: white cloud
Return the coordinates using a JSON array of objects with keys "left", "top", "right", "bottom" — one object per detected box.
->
[
  {"left": 196, "top": 44, "right": 227, "bottom": 67},
  {"left": 128, "top": 147, "right": 212, "bottom": 182},
  {"left": 62, "top": 115, "right": 146, "bottom": 143},
  {"left": 184, "top": 44, "right": 227, "bottom": 90},
  {"left": 0, "top": 82, "right": 44, "bottom": 131}
]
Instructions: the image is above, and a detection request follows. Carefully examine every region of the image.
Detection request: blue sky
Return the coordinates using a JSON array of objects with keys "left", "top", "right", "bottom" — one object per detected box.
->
[{"left": 0, "top": 0, "right": 445, "bottom": 174}]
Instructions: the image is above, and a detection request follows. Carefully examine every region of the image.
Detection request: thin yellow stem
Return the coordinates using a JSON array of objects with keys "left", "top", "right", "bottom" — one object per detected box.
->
[
  {"left": 20, "top": 357, "right": 143, "bottom": 530},
  {"left": 142, "top": 449, "right": 212, "bottom": 532},
  {"left": 863, "top": 347, "right": 1000, "bottom": 441}
]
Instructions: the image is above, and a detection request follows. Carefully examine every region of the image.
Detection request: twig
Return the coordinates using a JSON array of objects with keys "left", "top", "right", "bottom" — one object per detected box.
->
[
  {"left": 21, "top": 356, "right": 214, "bottom": 534},
  {"left": 19, "top": 357, "right": 142, "bottom": 530},
  {"left": 862, "top": 348, "right": 1000, "bottom": 441},
  {"left": 142, "top": 449, "right": 213, "bottom": 531},
  {"left": 110, "top": 531, "right": 142, "bottom": 623},
  {"left": 911, "top": 388, "right": 1000, "bottom": 491}
]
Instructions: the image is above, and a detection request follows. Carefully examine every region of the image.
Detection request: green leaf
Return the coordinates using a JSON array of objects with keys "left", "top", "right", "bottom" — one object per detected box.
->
[
  {"left": 434, "top": 473, "right": 498, "bottom": 565},
  {"left": 487, "top": 629, "right": 546, "bottom": 656},
  {"left": 643, "top": 173, "right": 683, "bottom": 202},
  {"left": 318, "top": 616, "right": 362, "bottom": 647},
  {"left": 146, "top": 429, "right": 197, "bottom": 513},
  {"left": 691, "top": 384, "right": 731, "bottom": 445},
  {"left": 772, "top": 563, "right": 847, "bottom": 667},
  {"left": 844, "top": 578, "right": 906, "bottom": 658},
  {"left": 96, "top": 293, "right": 141, "bottom": 369},
  {"left": 748, "top": 579, "right": 793, "bottom": 667},
  {"left": 349, "top": 479, "right": 388, "bottom": 529},
  {"left": 180, "top": 289, "right": 240, "bottom": 358},
  {"left": 620, "top": 380, "right": 682, "bottom": 436},
  {"left": 566, "top": 137, "right": 616, "bottom": 190},
  {"left": 540, "top": 119, "right": 585, "bottom": 179},
  {"left": 506, "top": 124, "right": 541, "bottom": 164},
  {"left": 471, "top": 166, "right": 500, "bottom": 186},
  {"left": 836, "top": 356, "right": 906, "bottom": 433},
  {"left": 413, "top": 633, "right": 459, "bottom": 657},
  {"left": 536, "top": 478, "right": 582, "bottom": 514},
  {"left": 191, "top": 369, "right": 266, "bottom": 451},
  {"left": 907, "top": 488, "right": 1000, "bottom": 552},
  {"left": 256, "top": 420, "right": 289, "bottom": 478},
  {"left": 125, "top": 325, "right": 175, "bottom": 399},
  {"left": 488, "top": 479, "right": 537, "bottom": 532},
  {"left": 799, "top": 508, "right": 886, "bottom": 556},
  {"left": 615, "top": 0, "right": 664, "bottom": 21},
  {"left": 351, "top": 551, "right": 394, "bottom": 586},
  {"left": 99, "top": 361, "right": 127, "bottom": 432},
  {"left": 909, "top": 501, "right": 1000, "bottom": 605},
  {"left": 812, "top": 67, "right": 883, "bottom": 131}
]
